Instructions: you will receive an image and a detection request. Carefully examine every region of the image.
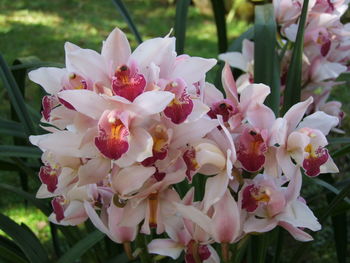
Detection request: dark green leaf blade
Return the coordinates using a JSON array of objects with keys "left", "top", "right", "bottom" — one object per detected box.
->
[
  {"left": 112, "top": 0, "right": 142, "bottom": 44},
  {"left": 0, "top": 245, "right": 28, "bottom": 263},
  {"left": 0, "top": 119, "right": 26, "bottom": 138},
  {"left": 0, "top": 146, "right": 41, "bottom": 158},
  {"left": 0, "top": 184, "right": 50, "bottom": 215},
  {"left": 0, "top": 213, "right": 49, "bottom": 263},
  {"left": 228, "top": 26, "right": 254, "bottom": 52},
  {"left": 57, "top": 230, "right": 105, "bottom": 263},
  {"left": 0, "top": 55, "right": 35, "bottom": 136},
  {"left": 254, "top": 4, "right": 280, "bottom": 116},
  {"left": 281, "top": 0, "right": 309, "bottom": 114},
  {"left": 210, "top": 0, "right": 228, "bottom": 53},
  {"left": 290, "top": 181, "right": 350, "bottom": 262},
  {"left": 174, "top": 0, "right": 191, "bottom": 55}
]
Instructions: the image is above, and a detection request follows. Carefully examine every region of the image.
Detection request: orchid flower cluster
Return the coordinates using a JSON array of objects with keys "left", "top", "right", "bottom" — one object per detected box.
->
[
  {"left": 220, "top": 0, "right": 350, "bottom": 126},
  {"left": 28, "top": 22, "right": 341, "bottom": 263}
]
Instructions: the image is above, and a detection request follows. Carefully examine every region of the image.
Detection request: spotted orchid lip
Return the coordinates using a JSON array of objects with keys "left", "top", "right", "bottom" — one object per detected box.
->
[
  {"left": 237, "top": 128, "right": 267, "bottom": 172},
  {"left": 52, "top": 196, "right": 65, "bottom": 222},
  {"left": 39, "top": 164, "right": 60, "bottom": 193},
  {"left": 302, "top": 145, "right": 329, "bottom": 177},
  {"left": 95, "top": 110, "right": 130, "bottom": 160},
  {"left": 112, "top": 64, "right": 146, "bottom": 102}
]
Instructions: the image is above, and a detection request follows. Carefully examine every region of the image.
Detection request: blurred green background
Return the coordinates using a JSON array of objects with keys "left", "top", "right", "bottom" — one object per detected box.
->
[{"left": 0, "top": 0, "right": 349, "bottom": 262}]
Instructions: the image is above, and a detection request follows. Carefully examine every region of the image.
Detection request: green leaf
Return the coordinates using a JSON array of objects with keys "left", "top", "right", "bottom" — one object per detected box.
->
[
  {"left": 0, "top": 245, "right": 28, "bottom": 263},
  {"left": 312, "top": 178, "right": 350, "bottom": 204},
  {"left": 328, "top": 137, "right": 350, "bottom": 144},
  {"left": 227, "top": 26, "right": 254, "bottom": 52},
  {"left": 112, "top": 0, "right": 142, "bottom": 44},
  {"left": 174, "top": 0, "right": 191, "bottom": 55},
  {"left": 0, "top": 184, "right": 50, "bottom": 216},
  {"left": 281, "top": 0, "right": 309, "bottom": 114},
  {"left": 0, "top": 119, "right": 26, "bottom": 138},
  {"left": 254, "top": 4, "right": 280, "bottom": 116},
  {"left": 331, "top": 144, "right": 350, "bottom": 159},
  {"left": 0, "top": 146, "right": 41, "bottom": 158},
  {"left": 0, "top": 55, "right": 35, "bottom": 136},
  {"left": 0, "top": 213, "right": 49, "bottom": 263},
  {"left": 331, "top": 214, "right": 347, "bottom": 263},
  {"left": 210, "top": 0, "right": 228, "bottom": 53},
  {"left": 290, "top": 181, "right": 350, "bottom": 262},
  {"left": 57, "top": 230, "right": 105, "bottom": 263}
]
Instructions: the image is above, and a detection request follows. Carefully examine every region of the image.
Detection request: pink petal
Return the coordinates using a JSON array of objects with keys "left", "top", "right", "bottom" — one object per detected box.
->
[
  {"left": 211, "top": 190, "right": 240, "bottom": 243},
  {"left": 112, "top": 165, "right": 155, "bottom": 197},
  {"left": 65, "top": 45, "right": 109, "bottom": 85},
  {"left": 28, "top": 67, "right": 66, "bottom": 94},
  {"left": 283, "top": 97, "right": 313, "bottom": 134},
  {"left": 78, "top": 158, "right": 111, "bottom": 186},
  {"left": 58, "top": 90, "right": 111, "bottom": 119},
  {"left": 239, "top": 83, "right": 270, "bottom": 113},
  {"left": 148, "top": 239, "right": 183, "bottom": 259},
  {"left": 132, "top": 91, "right": 175, "bottom": 115},
  {"left": 221, "top": 63, "right": 238, "bottom": 103},
  {"left": 297, "top": 111, "right": 339, "bottom": 135},
  {"left": 173, "top": 203, "right": 212, "bottom": 233},
  {"left": 101, "top": 27, "right": 131, "bottom": 72},
  {"left": 278, "top": 221, "right": 314, "bottom": 242},
  {"left": 171, "top": 57, "right": 217, "bottom": 85},
  {"left": 202, "top": 171, "right": 229, "bottom": 212}
]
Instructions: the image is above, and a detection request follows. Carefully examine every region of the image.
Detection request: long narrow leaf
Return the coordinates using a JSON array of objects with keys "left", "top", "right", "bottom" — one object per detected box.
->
[
  {"left": 0, "top": 146, "right": 41, "bottom": 158},
  {"left": 0, "top": 55, "right": 35, "bottom": 136},
  {"left": 57, "top": 230, "right": 105, "bottom": 263},
  {"left": 331, "top": 144, "right": 350, "bottom": 158},
  {"left": 228, "top": 26, "right": 254, "bottom": 52},
  {"left": 254, "top": 4, "right": 280, "bottom": 116},
  {"left": 290, "top": 181, "right": 350, "bottom": 262},
  {"left": 0, "top": 245, "right": 28, "bottom": 263},
  {"left": 328, "top": 137, "right": 350, "bottom": 144},
  {"left": 306, "top": 177, "right": 350, "bottom": 204},
  {"left": 174, "top": 0, "right": 191, "bottom": 54},
  {"left": 0, "top": 119, "right": 25, "bottom": 138},
  {"left": 281, "top": 0, "right": 309, "bottom": 114},
  {"left": 0, "top": 213, "right": 49, "bottom": 263},
  {"left": 112, "top": 0, "right": 142, "bottom": 44},
  {"left": 0, "top": 184, "right": 50, "bottom": 215},
  {"left": 210, "top": 0, "right": 228, "bottom": 53}
]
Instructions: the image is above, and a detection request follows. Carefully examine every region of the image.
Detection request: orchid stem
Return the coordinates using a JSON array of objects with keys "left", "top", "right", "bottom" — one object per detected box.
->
[
  {"left": 123, "top": 242, "right": 135, "bottom": 261},
  {"left": 221, "top": 242, "right": 230, "bottom": 263}
]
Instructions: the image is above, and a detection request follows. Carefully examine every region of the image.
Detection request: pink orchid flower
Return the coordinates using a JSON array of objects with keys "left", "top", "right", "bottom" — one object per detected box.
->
[{"left": 241, "top": 168, "right": 321, "bottom": 241}]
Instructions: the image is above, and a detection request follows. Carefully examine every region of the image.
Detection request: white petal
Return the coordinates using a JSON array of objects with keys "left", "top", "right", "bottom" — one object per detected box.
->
[
  {"left": 171, "top": 57, "right": 217, "bottom": 85},
  {"left": 148, "top": 239, "right": 183, "bottom": 259},
  {"left": 132, "top": 91, "right": 174, "bottom": 115},
  {"left": 101, "top": 27, "right": 131, "bottom": 70},
  {"left": 218, "top": 52, "right": 248, "bottom": 72},
  {"left": 28, "top": 67, "right": 66, "bottom": 94},
  {"left": 297, "top": 111, "right": 339, "bottom": 135}
]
